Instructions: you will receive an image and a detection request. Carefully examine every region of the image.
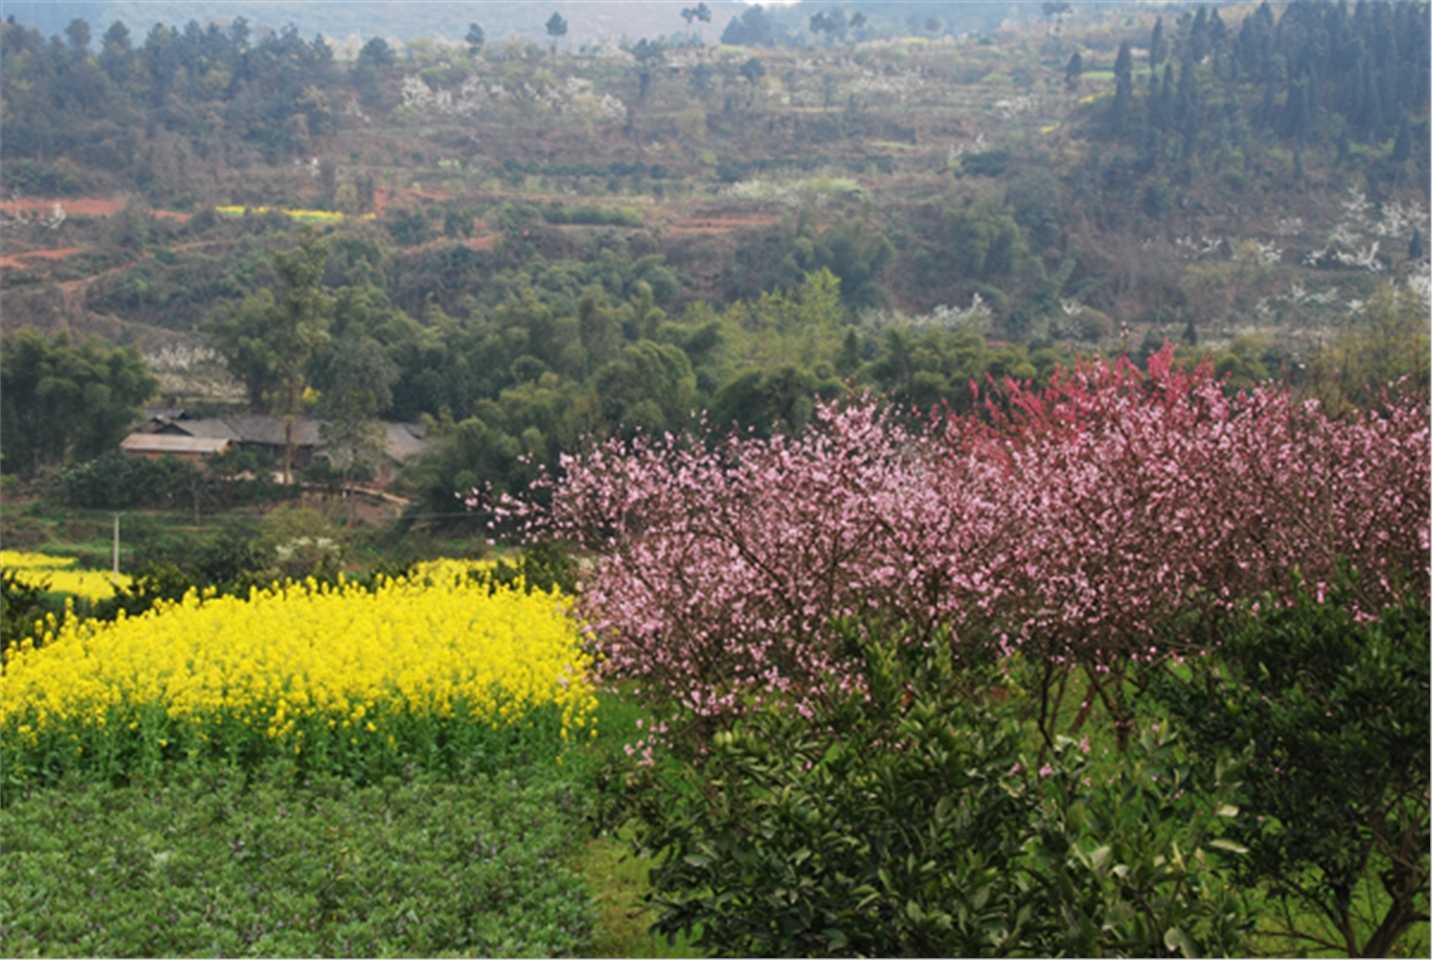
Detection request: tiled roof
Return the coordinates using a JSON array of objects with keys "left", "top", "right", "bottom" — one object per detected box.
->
[
  {"left": 157, "top": 418, "right": 241, "bottom": 440},
  {"left": 382, "top": 422, "right": 428, "bottom": 462},
  {"left": 153, "top": 415, "right": 427, "bottom": 461},
  {"left": 121, "top": 434, "right": 232, "bottom": 455},
  {"left": 224, "top": 414, "right": 324, "bottom": 447}
]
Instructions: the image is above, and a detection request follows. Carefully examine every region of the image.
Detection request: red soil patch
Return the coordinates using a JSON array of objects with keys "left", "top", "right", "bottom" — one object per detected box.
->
[
  {"left": 406, "top": 187, "right": 452, "bottom": 203},
  {"left": 0, "top": 196, "right": 189, "bottom": 221},
  {"left": 371, "top": 186, "right": 452, "bottom": 218},
  {"left": 0, "top": 246, "right": 88, "bottom": 269},
  {"left": 0, "top": 196, "right": 124, "bottom": 217},
  {"left": 398, "top": 217, "right": 497, "bottom": 256}
]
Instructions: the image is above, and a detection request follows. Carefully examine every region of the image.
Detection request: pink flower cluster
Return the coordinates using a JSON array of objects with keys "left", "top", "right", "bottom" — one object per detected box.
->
[{"left": 504, "top": 346, "right": 1429, "bottom": 723}]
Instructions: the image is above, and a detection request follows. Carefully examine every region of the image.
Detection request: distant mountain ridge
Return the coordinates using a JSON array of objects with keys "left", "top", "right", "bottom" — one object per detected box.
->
[
  {"left": 3, "top": 0, "right": 752, "bottom": 46},
  {"left": 5, "top": 0, "right": 1037, "bottom": 47}
]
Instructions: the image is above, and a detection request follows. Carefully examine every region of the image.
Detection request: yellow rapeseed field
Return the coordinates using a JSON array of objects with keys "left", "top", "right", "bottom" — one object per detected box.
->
[
  {"left": 214, "top": 204, "right": 376, "bottom": 223},
  {"left": 1, "top": 569, "right": 597, "bottom": 780},
  {"left": 1, "top": 550, "right": 130, "bottom": 603}
]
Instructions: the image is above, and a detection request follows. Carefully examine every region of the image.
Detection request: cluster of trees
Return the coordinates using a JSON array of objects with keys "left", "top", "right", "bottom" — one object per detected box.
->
[
  {"left": 719, "top": 1, "right": 1011, "bottom": 47},
  {"left": 1099, "top": 1, "right": 1430, "bottom": 190},
  {"left": 529, "top": 350, "right": 1428, "bottom": 731},
  {"left": 0, "top": 14, "right": 403, "bottom": 198},
  {"left": 198, "top": 230, "right": 1074, "bottom": 520},
  {"left": 0, "top": 331, "right": 155, "bottom": 477}
]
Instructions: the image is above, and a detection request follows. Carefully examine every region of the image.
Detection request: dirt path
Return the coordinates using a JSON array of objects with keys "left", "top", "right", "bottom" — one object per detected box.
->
[
  {"left": 0, "top": 246, "right": 88, "bottom": 269},
  {"left": 28, "top": 238, "right": 239, "bottom": 331},
  {"left": 665, "top": 213, "right": 782, "bottom": 236}
]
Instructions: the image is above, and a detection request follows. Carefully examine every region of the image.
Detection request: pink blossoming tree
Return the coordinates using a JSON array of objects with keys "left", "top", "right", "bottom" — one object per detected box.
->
[{"left": 495, "top": 346, "right": 1429, "bottom": 748}]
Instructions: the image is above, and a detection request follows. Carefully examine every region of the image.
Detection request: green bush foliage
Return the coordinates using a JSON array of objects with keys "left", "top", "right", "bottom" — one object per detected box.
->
[
  {"left": 542, "top": 205, "right": 644, "bottom": 228},
  {"left": 54, "top": 452, "right": 295, "bottom": 510},
  {"left": 960, "top": 148, "right": 1012, "bottom": 177},
  {"left": 1148, "top": 581, "right": 1431, "bottom": 957},
  {"left": 1026, "top": 730, "right": 1256, "bottom": 958},
  {"left": 0, "top": 768, "right": 597, "bottom": 957},
  {"left": 0, "top": 569, "right": 62, "bottom": 660},
  {"left": 54, "top": 451, "right": 202, "bottom": 509},
  {"left": 0, "top": 331, "right": 156, "bottom": 478},
  {"left": 469, "top": 541, "right": 579, "bottom": 596},
  {"left": 626, "top": 623, "right": 1255, "bottom": 957}
]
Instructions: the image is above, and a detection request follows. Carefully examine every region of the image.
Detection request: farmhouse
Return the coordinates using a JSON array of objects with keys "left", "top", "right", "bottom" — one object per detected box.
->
[
  {"left": 119, "top": 433, "right": 232, "bottom": 464},
  {"left": 126, "top": 413, "right": 428, "bottom": 484}
]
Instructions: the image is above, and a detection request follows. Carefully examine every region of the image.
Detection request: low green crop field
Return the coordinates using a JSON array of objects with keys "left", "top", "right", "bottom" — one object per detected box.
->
[
  {"left": 0, "top": 686, "right": 683, "bottom": 957},
  {"left": 3, "top": 769, "right": 595, "bottom": 957}
]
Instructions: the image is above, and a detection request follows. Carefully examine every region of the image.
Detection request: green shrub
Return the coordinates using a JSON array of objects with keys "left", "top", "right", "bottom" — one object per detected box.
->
[
  {"left": 468, "top": 541, "right": 579, "bottom": 596},
  {"left": 54, "top": 451, "right": 199, "bottom": 509},
  {"left": 961, "top": 149, "right": 1011, "bottom": 177},
  {"left": 257, "top": 505, "right": 347, "bottom": 580},
  {"left": 1, "top": 569, "right": 62, "bottom": 658},
  {"left": 0, "top": 158, "right": 91, "bottom": 195},
  {"left": 542, "top": 205, "right": 643, "bottom": 228},
  {"left": 86, "top": 561, "right": 197, "bottom": 622},
  {"left": 0, "top": 767, "right": 597, "bottom": 957},
  {"left": 626, "top": 623, "right": 1254, "bottom": 957},
  {"left": 1025, "top": 730, "right": 1256, "bottom": 958},
  {"left": 1148, "top": 580, "right": 1431, "bottom": 956},
  {"left": 54, "top": 452, "right": 295, "bottom": 510}
]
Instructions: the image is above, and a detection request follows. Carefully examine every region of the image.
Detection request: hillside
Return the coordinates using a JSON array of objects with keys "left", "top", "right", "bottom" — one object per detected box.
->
[{"left": 2, "top": 0, "right": 1428, "bottom": 502}]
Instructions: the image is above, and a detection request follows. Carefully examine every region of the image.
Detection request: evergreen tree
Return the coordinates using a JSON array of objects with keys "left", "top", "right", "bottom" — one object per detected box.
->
[
  {"left": 1410, "top": 227, "right": 1424, "bottom": 261},
  {"left": 1361, "top": 66, "right": 1384, "bottom": 139},
  {"left": 64, "top": 17, "right": 90, "bottom": 55},
  {"left": 99, "top": 20, "right": 132, "bottom": 85},
  {"left": 1284, "top": 77, "right": 1312, "bottom": 142},
  {"left": 1190, "top": 6, "right": 1208, "bottom": 64},
  {"left": 1064, "top": 51, "right": 1083, "bottom": 92},
  {"left": 1, "top": 331, "right": 157, "bottom": 476},
  {"left": 545, "top": 12, "right": 568, "bottom": 54},
  {"left": 1209, "top": 8, "right": 1228, "bottom": 48},
  {"left": 1177, "top": 59, "right": 1202, "bottom": 160},
  {"left": 1150, "top": 17, "right": 1166, "bottom": 69},
  {"left": 1111, "top": 40, "right": 1134, "bottom": 134}
]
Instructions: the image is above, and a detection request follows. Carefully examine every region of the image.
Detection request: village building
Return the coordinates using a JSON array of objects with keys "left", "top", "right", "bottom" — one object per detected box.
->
[
  {"left": 119, "top": 433, "right": 233, "bottom": 464},
  {"left": 121, "top": 412, "right": 428, "bottom": 485}
]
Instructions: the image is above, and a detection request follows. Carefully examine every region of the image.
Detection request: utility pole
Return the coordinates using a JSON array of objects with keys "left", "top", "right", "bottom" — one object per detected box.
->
[{"left": 112, "top": 513, "right": 120, "bottom": 575}]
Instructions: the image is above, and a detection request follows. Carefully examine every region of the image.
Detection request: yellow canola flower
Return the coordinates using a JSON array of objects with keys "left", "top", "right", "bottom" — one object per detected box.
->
[
  {"left": 0, "top": 571, "right": 596, "bottom": 747},
  {"left": 410, "top": 557, "right": 495, "bottom": 580},
  {"left": 1, "top": 550, "right": 79, "bottom": 570},
  {"left": 214, "top": 205, "right": 351, "bottom": 224},
  {"left": 1, "top": 550, "right": 130, "bottom": 601}
]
